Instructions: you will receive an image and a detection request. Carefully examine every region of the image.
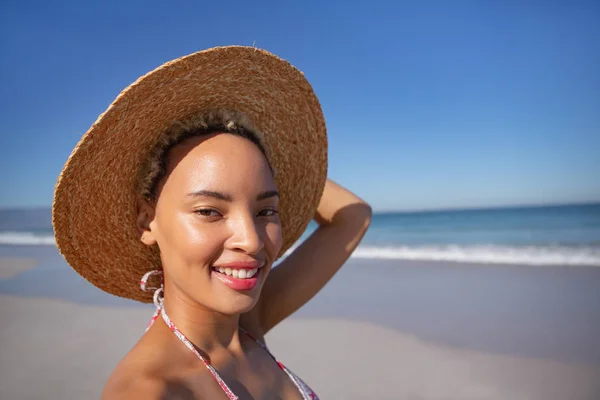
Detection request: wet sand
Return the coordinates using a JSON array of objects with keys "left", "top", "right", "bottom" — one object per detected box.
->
[{"left": 0, "top": 258, "right": 38, "bottom": 279}]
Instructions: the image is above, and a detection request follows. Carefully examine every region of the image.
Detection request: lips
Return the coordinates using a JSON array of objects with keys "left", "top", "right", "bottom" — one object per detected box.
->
[{"left": 210, "top": 261, "right": 264, "bottom": 291}]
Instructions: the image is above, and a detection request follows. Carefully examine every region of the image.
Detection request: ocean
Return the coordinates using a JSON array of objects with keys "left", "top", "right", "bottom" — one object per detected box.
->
[{"left": 1, "top": 203, "right": 599, "bottom": 266}]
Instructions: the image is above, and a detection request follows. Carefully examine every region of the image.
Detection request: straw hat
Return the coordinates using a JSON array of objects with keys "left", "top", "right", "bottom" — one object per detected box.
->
[{"left": 52, "top": 46, "right": 328, "bottom": 303}]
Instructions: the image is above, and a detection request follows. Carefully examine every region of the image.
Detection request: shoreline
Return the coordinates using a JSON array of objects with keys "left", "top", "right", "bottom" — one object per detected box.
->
[
  {"left": 2, "top": 252, "right": 600, "bottom": 366},
  {"left": 3, "top": 242, "right": 600, "bottom": 268}
]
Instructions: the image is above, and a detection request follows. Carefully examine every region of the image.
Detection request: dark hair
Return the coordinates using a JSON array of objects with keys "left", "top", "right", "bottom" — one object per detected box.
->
[{"left": 137, "top": 109, "right": 270, "bottom": 201}]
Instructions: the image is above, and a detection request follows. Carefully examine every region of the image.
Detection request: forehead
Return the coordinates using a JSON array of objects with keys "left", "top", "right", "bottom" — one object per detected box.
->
[{"left": 162, "top": 133, "right": 276, "bottom": 196}]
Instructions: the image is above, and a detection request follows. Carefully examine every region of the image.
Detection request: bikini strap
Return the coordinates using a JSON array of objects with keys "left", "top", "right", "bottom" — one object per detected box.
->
[
  {"left": 239, "top": 328, "right": 317, "bottom": 400},
  {"left": 139, "top": 271, "right": 317, "bottom": 399},
  {"left": 140, "top": 270, "right": 239, "bottom": 400}
]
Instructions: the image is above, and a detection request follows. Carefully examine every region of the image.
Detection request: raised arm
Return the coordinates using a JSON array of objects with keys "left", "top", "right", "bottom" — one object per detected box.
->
[{"left": 258, "top": 179, "right": 372, "bottom": 333}]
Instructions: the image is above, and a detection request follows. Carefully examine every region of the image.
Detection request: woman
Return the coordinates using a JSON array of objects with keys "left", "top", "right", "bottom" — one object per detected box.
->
[{"left": 53, "top": 46, "right": 371, "bottom": 399}]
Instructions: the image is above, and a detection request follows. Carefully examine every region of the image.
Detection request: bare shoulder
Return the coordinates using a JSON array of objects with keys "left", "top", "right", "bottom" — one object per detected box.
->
[
  {"left": 101, "top": 334, "right": 200, "bottom": 399},
  {"left": 101, "top": 351, "right": 165, "bottom": 400},
  {"left": 101, "top": 375, "right": 169, "bottom": 400},
  {"left": 102, "top": 357, "right": 201, "bottom": 400}
]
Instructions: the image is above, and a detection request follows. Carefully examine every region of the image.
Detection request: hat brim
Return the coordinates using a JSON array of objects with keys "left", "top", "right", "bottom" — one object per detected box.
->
[{"left": 52, "top": 46, "right": 327, "bottom": 303}]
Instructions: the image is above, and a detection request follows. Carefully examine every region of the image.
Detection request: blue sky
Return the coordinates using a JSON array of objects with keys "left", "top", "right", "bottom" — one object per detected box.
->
[{"left": 1, "top": 0, "right": 598, "bottom": 212}]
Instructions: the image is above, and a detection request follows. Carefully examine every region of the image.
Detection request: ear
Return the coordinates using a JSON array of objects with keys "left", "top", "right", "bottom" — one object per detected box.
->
[{"left": 136, "top": 197, "right": 157, "bottom": 246}]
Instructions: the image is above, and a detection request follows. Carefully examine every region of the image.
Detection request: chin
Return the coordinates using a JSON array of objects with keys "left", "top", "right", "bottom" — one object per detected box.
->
[{"left": 217, "top": 293, "right": 260, "bottom": 315}]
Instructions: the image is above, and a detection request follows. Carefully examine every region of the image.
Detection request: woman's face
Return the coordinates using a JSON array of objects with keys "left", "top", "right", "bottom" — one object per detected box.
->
[{"left": 147, "top": 133, "right": 283, "bottom": 315}]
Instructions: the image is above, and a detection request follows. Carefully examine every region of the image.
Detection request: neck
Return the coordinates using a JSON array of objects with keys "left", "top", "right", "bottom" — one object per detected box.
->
[{"left": 159, "top": 288, "right": 243, "bottom": 355}]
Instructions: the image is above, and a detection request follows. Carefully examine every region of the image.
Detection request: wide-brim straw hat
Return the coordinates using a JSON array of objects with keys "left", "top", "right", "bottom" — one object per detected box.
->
[{"left": 52, "top": 46, "right": 327, "bottom": 303}]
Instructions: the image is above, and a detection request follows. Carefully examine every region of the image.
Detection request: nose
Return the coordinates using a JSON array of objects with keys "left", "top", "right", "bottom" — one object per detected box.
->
[{"left": 226, "top": 213, "right": 265, "bottom": 255}]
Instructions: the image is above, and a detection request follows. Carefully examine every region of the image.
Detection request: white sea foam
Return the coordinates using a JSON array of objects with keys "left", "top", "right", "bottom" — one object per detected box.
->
[
  {"left": 349, "top": 245, "right": 600, "bottom": 266},
  {"left": 282, "top": 243, "right": 600, "bottom": 267},
  {"left": 2, "top": 231, "right": 599, "bottom": 267},
  {"left": 0, "top": 232, "right": 56, "bottom": 246}
]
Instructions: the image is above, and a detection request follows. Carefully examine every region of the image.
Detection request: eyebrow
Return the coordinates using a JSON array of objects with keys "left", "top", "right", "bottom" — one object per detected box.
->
[
  {"left": 186, "top": 190, "right": 279, "bottom": 202},
  {"left": 256, "top": 190, "right": 279, "bottom": 201}
]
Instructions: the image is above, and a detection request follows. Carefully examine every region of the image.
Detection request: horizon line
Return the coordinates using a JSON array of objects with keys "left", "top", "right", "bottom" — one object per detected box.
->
[
  {"left": 372, "top": 200, "right": 600, "bottom": 215},
  {"left": 1, "top": 200, "right": 599, "bottom": 215}
]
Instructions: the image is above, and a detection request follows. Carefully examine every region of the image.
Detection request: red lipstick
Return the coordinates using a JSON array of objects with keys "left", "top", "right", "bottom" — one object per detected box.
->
[
  {"left": 212, "top": 272, "right": 259, "bottom": 290},
  {"left": 211, "top": 260, "right": 264, "bottom": 291}
]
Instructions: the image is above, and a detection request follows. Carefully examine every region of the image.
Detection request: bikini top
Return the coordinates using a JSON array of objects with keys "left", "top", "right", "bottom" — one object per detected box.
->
[{"left": 141, "top": 270, "right": 319, "bottom": 400}]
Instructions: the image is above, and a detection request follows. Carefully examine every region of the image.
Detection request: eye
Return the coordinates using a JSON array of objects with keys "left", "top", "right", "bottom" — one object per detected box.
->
[
  {"left": 195, "top": 208, "right": 222, "bottom": 217},
  {"left": 258, "top": 208, "right": 279, "bottom": 217}
]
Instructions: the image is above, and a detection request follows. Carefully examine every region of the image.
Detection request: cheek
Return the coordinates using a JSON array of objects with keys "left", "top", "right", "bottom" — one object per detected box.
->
[
  {"left": 264, "top": 221, "right": 284, "bottom": 254},
  {"left": 159, "top": 213, "right": 226, "bottom": 264}
]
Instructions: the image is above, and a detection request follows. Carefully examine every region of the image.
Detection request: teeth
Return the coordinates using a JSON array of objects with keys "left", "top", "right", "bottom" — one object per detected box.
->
[{"left": 214, "top": 267, "right": 260, "bottom": 279}]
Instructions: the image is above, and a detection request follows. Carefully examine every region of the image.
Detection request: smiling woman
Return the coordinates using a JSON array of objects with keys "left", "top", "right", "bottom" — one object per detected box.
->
[
  {"left": 136, "top": 119, "right": 284, "bottom": 318},
  {"left": 52, "top": 46, "right": 371, "bottom": 400}
]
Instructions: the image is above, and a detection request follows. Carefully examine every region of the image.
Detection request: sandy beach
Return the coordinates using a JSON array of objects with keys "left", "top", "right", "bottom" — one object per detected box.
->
[{"left": 1, "top": 247, "right": 600, "bottom": 399}]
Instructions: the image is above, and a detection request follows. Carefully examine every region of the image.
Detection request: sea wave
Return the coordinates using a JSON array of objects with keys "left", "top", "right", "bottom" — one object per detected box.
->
[
  {"left": 0, "top": 232, "right": 56, "bottom": 246},
  {"left": 349, "top": 245, "right": 600, "bottom": 266},
  {"left": 2, "top": 231, "right": 599, "bottom": 267}
]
